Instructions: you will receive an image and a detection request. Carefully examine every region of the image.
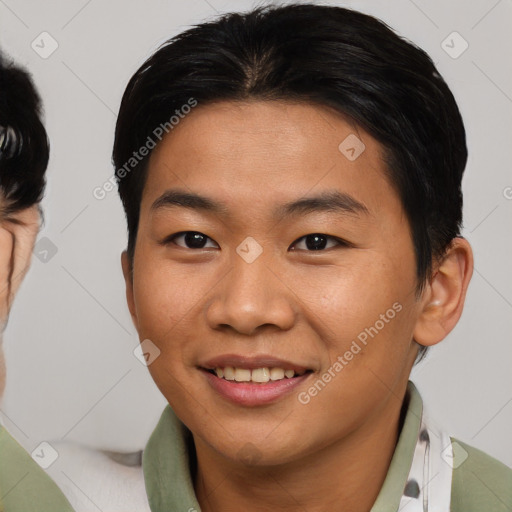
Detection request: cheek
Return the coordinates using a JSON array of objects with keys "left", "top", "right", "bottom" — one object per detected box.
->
[
  {"left": 131, "top": 256, "right": 214, "bottom": 382},
  {"left": 132, "top": 258, "right": 199, "bottom": 336},
  {"left": 296, "top": 258, "right": 418, "bottom": 386},
  {"left": 132, "top": 262, "right": 201, "bottom": 404},
  {"left": 296, "top": 256, "right": 412, "bottom": 333}
]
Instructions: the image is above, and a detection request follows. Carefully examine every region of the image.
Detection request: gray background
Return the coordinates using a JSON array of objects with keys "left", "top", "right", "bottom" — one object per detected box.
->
[{"left": 0, "top": 0, "right": 511, "bottom": 466}]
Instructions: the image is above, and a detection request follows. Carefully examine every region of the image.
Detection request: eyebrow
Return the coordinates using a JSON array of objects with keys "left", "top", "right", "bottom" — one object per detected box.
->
[
  {"left": 151, "top": 189, "right": 230, "bottom": 216},
  {"left": 151, "top": 189, "right": 370, "bottom": 219},
  {"left": 275, "top": 190, "right": 370, "bottom": 219}
]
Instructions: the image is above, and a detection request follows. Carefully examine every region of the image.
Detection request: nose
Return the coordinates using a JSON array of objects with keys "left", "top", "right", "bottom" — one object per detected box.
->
[{"left": 205, "top": 251, "right": 296, "bottom": 336}]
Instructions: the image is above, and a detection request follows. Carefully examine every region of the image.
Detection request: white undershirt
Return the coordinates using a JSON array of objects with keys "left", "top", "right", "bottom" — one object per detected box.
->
[{"left": 44, "top": 441, "right": 151, "bottom": 512}]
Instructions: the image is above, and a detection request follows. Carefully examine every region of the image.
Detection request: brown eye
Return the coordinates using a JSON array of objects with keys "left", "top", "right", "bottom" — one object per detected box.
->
[
  {"left": 166, "top": 231, "right": 219, "bottom": 249},
  {"left": 290, "top": 233, "right": 348, "bottom": 251}
]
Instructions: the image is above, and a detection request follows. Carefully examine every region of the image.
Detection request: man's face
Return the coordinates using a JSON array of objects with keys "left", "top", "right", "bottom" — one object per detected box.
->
[{"left": 126, "top": 100, "right": 424, "bottom": 465}]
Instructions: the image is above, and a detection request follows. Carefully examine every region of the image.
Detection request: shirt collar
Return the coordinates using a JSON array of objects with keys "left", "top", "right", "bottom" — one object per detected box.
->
[
  {"left": 371, "top": 380, "right": 423, "bottom": 511},
  {"left": 143, "top": 380, "right": 447, "bottom": 512}
]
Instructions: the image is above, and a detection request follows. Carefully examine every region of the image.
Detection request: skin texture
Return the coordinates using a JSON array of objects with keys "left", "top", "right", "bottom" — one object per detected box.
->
[
  {"left": 122, "top": 100, "right": 473, "bottom": 512},
  {"left": 0, "top": 205, "right": 40, "bottom": 398}
]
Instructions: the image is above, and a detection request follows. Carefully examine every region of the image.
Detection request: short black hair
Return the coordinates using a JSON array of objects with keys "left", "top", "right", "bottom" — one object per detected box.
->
[
  {"left": 113, "top": 3, "right": 468, "bottom": 361},
  {"left": 0, "top": 51, "right": 48, "bottom": 218}
]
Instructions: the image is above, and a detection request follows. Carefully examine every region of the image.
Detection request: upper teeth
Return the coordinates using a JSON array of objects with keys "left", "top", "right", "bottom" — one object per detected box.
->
[{"left": 214, "top": 367, "right": 304, "bottom": 383}]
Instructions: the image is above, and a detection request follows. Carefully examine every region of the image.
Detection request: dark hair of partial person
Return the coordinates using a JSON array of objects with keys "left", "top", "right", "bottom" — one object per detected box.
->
[
  {"left": 113, "top": 3, "right": 468, "bottom": 363},
  {"left": 0, "top": 51, "right": 48, "bottom": 219}
]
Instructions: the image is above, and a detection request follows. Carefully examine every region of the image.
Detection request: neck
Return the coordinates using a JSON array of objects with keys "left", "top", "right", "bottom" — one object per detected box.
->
[{"left": 194, "top": 381, "right": 409, "bottom": 512}]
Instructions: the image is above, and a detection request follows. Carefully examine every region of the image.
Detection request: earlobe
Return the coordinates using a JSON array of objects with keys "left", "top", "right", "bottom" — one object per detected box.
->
[
  {"left": 413, "top": 237, "right": 473, "bottom": 347},
  {"left": 121, "top": 250, "right": 139, "bottom": 331}
]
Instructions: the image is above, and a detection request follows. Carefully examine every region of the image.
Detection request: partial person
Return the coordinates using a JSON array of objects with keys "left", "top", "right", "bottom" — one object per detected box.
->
[{"left": 0, "top": 51, "right": 74, "bottom": 511}]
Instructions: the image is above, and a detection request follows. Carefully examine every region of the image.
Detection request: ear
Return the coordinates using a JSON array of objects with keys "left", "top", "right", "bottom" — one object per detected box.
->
[
  {"left": 0, "top": 206, "right": 40, "bottom": 332},
  {"left": 121, "top": 250, "right": 139, "bottom": 331},
  {"left": 413, "top": 237, "right": 473, "bottom": 347}
]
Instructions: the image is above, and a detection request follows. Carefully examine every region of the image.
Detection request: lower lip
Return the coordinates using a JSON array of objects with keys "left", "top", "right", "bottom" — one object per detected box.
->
[{"left": 202, "top": 370, "right": 311, "bottom": 406}]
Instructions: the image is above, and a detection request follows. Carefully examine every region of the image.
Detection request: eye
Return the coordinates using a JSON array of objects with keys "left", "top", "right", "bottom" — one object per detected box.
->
[
  {"left": 164, "top": 231, "right": 219, "bottom": 249},
  {"left": 289, "top": 233, "right": 349, "bottom": 251}
]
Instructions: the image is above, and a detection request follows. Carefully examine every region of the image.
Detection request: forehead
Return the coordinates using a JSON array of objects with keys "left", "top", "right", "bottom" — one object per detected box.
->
[{"left": 142, "top": 100, "right": 400, "bottom": 218}]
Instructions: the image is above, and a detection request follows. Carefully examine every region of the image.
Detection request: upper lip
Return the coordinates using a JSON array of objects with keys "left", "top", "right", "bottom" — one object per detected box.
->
[{"left": 200, "top": 354, "right": 312, "bottom": 372}]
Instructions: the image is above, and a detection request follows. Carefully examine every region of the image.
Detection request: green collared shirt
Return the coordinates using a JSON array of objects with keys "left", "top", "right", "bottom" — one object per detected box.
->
[
  {"left": 0, "top": 426, "right": 74, "bottom": 512},
  {"left": 1, "top": 382, "right": 511, "bottom": 511},
  {"left": 143, "top": 381, "right": 512, "bottom": 511}
]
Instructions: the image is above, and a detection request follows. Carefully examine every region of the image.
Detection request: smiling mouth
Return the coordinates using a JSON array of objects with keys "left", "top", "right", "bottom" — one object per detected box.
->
[{"left": 204, "top": 367, "right": 313, "bottom": 384}]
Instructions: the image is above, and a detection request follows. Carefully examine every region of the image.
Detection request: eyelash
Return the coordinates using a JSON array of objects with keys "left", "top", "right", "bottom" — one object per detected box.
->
[{"left": 162, "top": 231, "right": 351, "bottom": 252}]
